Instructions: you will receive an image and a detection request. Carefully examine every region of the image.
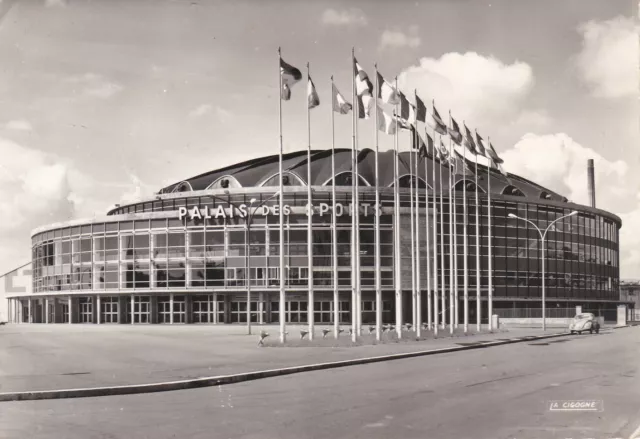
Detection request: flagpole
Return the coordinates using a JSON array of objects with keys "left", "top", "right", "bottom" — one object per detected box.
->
[
  {"left": 463, "top": 122, "right": 469, "bottom": 334},
  {"left": 414, "top": 99, "right": 422, "bottom": 337},
  {"left": 331, "top": 76, "right": 339, "bottom": 339},
  {"left": 474, "top": 131, "right": 481, "bottom": 333},
  {"left": 351, "top": 49, "right": 357, "bottom": 342},
  {"left": 453, "top": 147, "right": 459, "bottom": 329},
  {"left": 431, "top": 128, "right": 439, "bottom": 336},
  {"left": 355, "top": 103, "right": 361, "bottom": 338},
  {"left": 394, "top": 77, "right": 402, "bottom": 339},
  {"left": 487, "top": 137, "right": 493, "bottom": 331},
  {"left": 447, "top": 123, "right": 454, "bottom": 335},
  {"left": 374, "top": 65, "right": 382, "bottom": 341},
  {"left": 306, "top": 63, "right": 314, "bottom": 340},
  {"left": 424, "top": 127, "right": 432, "bottom": 332},
  {"left": 439, "top": 133, "right": 445, "bottom": 330},
  {"left": 278, "top": 47, "right": 286, "bottom": 343},
  {"left": 409, "top": 126, "right": 417, "bottom": 332}
]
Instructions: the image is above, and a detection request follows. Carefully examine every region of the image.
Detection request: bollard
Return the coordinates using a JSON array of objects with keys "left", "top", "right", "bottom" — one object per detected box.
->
[
  {"left": 322, "top": 329, "right": 330, "bottom": 339},
  {"left": 258, "top": 331, "right": 269, "bottom": 347},
  {"left": 491, "top": 315, "right": 499, "bottom": 331},
  {"left": 300, "top": 330, "right": 309, "bottom": 340}
]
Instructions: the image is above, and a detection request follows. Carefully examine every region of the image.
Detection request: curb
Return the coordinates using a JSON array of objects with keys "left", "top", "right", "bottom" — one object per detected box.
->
[{"left": 0, "top": 331, "right": 571, "bottom": 402}]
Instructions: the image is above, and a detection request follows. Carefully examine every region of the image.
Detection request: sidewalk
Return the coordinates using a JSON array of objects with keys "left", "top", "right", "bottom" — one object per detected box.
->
[{"left": 0, "top": 324, "right": 565, "bottom": 394}]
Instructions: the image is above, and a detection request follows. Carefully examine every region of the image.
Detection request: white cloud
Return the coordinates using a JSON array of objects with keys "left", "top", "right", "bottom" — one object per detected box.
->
[
  {"left": 189, "top": 104, "right": 212, "bottom": 118},
  {"left": 118, "top": 173, "right": 155, "bottom": 206},
  {"left": 0, "top": 138, "right": 78, "bottom": 233},
  {"left": 321, "top": 8, "right": 367, "bottom": 26},
  {"left": 67, "top": 73, "right": 123, "bottom": 99},
  {"left": 5, "top": 120, "right": 33, "bottom": 131},
  {"left": 379, "top": 29, "right": 421, "bottom": 50},
  {"left": 398, "top": 52, "right": 533, "bottom": 128},
  {"left": 500, "top": 133, "right": 628, "bottom": 208},
  {"left": 511, "top": 110, "right": 551, "bottom": 130},
  {"left": 189, "top": 104, "right": 232, "bottom": 123},
  {"left": 576, "top": 16, "right": 639, "bottom": 99},
  {"left": 45, "top": 0, "right": 67, "bottom": 7}
]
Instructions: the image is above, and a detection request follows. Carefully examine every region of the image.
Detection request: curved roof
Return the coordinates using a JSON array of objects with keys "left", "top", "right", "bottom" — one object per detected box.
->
[{"left": 159, "top": 148, "right": 567, "bottom": 202}]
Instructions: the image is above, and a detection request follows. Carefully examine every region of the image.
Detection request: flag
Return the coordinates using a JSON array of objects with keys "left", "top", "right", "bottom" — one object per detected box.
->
[
  {"left": 354, "top": 58, "right": 373, "bottom": 96},
  {"left": 399, "top": 92, "right": 416, "bottom": 126},
  {"left": 439, "top": 140, "right": 452, "bottom": 166},
  {"left": 426, "top": 133, "right": 440, "bottom": 162},
  {"left": 453, "top": 150, "right": 474, "bottom": 176},
  {"left": 463, "top": 124, "right": 477, "bottom": 155},
  {"left": 475, "top": 132, "right": 487, "bottom": 157},
  {"left": 376, "top": 72, "right": 400, "bottom": 104},
  {"left": 332, "top": 83, "right": 352, "bottom": 114},
  {"left": 413, "top": 127, "right": 426, "bottom": 150},
  {"left": 448, "top": 116, "right": 463, "bottom": 145},
  {"left": 357, "top": 94, "right": 374, "bottom": 119},
  {"left": 280, "top": 58, "right": 302, "bottom": 101},
  {"left": 428, "top": 104, "right": 448, "bottom": 135},
  {"left": 307, "top": 77, "right": 320, "bottom": 109},
  {"left": 377, "top": 105, "right": 396, "bottom": 135},
  {"left": 486, "top": 142, "right": 504, "bottom": 164},
  {"left": 415, "top": 95, "right": 427, "bottom": 123}
]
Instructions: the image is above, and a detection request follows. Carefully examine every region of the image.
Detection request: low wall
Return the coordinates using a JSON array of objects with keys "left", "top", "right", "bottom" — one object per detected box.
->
[{"left": 499, "top": 317, "right": 605, "bottom": 327}]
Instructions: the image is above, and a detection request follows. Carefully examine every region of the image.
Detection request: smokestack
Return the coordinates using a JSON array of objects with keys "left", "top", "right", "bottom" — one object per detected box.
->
[{"left": 587, "top": 159, "right": 596, "bottom": 208}]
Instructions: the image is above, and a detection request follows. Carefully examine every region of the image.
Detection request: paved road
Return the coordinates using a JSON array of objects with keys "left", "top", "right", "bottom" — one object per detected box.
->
[{"left": 1, "top": 328, "right": 638, "bottom": 439}]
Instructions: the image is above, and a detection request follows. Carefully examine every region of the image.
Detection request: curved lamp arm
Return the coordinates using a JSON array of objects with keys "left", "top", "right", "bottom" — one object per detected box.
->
[
  {"left": 508, "top": 213, "right": 542, "bottom": 240},
  {"left": 542, "top": 211, "right": 578, "bottom": 241}
]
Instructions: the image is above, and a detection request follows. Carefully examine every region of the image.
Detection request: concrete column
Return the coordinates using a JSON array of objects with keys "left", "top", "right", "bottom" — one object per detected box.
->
[
  {"left": 28, "top": 298, "right": 33, "bottom": 323},
  {"left": 575, "top": 305, "right": 582, "bottom": 316},
  {"left": 44, "top": 298, "right": 49, "bottom": 324},
  {"left": 185, "top": 295, "right": 193, "bottom": 324},
  {"left": 212, "top": 293, "right": 218, "bottom": 324},
  {"left": 169, "top": 293, "right": 174, "bottom": 324},
  {"left": 224, "top": 294, "right": 231, "bottom": 324},
  {"left": 130, "top": 295, "right": 135, "bottom": 324},
  {"left": 118, "top": 296, "right": 126, "bottom": 323},
  {"left": 150, "top": 295, "right": 158, "bottom": 324},
  {"left": 91, "top": 296, "right": 97, "bottom": 324},
  {"left": 96, "top": 295, "right": 101, "bottom": 324},
  {"left": 68, "top": 296, "right": 73, "bottom": 324},
  {"left": 265, "top": 293, "right": 272, "bottom": 324},
  {"left": 259, "top": 292, "right": 264, "bottom": 325},
  {"left": 617, "top": 305, "right": 627, "bottom": 327}
]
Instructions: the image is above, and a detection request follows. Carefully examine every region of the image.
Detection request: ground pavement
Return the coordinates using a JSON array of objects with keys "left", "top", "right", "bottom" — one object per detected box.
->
[
  {"left": 0, "top": 326, "right": 637, "bottom": 439},
  {"left": 0, "top": 323, "right": 561, "bottom": 393}
]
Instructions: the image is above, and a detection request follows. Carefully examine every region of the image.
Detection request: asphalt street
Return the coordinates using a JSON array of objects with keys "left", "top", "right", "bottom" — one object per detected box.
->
[{"left": 1, "top": 328, "right": 638, "bottom": 439}]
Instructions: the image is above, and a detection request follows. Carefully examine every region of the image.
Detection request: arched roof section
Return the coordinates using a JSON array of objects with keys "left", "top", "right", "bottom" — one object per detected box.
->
[
  {"left": 171, "top": 181, "right": 193, "bottom": 193},
  {"left": 453, "top": 178, "right": 486, "bottom": 193},
  {"left": 502, "top": 185, "right": 525, "bottom": 197},
  {"left": 259, "top": 171, "right": 306, "bottom": 187},
  {"left": 323, "top": 171, "right": 371, "bottom": 187},
  {"left": 206, "top": 175, "right": 242, "bottom": 190},
  {"left": 391, "top": 175, "right": 430, "bottom": 189}
]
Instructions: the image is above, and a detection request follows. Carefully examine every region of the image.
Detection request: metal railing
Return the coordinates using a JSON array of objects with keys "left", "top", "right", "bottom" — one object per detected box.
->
[{"left": 493, "top": 308, "right": 577, "bottom": 319}]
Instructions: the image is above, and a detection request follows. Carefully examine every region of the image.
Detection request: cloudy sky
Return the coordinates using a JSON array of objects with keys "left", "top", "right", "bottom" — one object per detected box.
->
[{"left": 0, "top": 0, "right": 638, "bottom": 277}]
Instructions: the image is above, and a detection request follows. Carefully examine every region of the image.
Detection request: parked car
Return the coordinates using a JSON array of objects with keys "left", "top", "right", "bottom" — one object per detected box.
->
[{"left": 569, "top": 313, "right": 600, "bottom": 334}]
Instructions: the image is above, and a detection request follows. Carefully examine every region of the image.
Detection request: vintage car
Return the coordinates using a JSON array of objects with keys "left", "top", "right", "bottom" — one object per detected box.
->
[{"left": 569, "top": 313, "right": 600, "bottom": 334}]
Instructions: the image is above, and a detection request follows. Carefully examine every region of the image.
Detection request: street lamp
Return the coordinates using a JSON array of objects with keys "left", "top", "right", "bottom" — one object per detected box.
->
[
  {"left": 508, "top": 210, "right": 578, "bottom": 331},
  {"left": 208, "top": 191, "right": 279, "bottom": 335},
  {"left": 244, "top": 192, "right": 280, "bottom": 335}
]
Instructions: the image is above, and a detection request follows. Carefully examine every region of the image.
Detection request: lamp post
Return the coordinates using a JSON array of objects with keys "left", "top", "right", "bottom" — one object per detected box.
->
[
  {"left": 208, "top": 191, "right": 279, "bottom": 335},
  {"left": 508, "top": 210, "right": 578, "bottom": 331}
]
